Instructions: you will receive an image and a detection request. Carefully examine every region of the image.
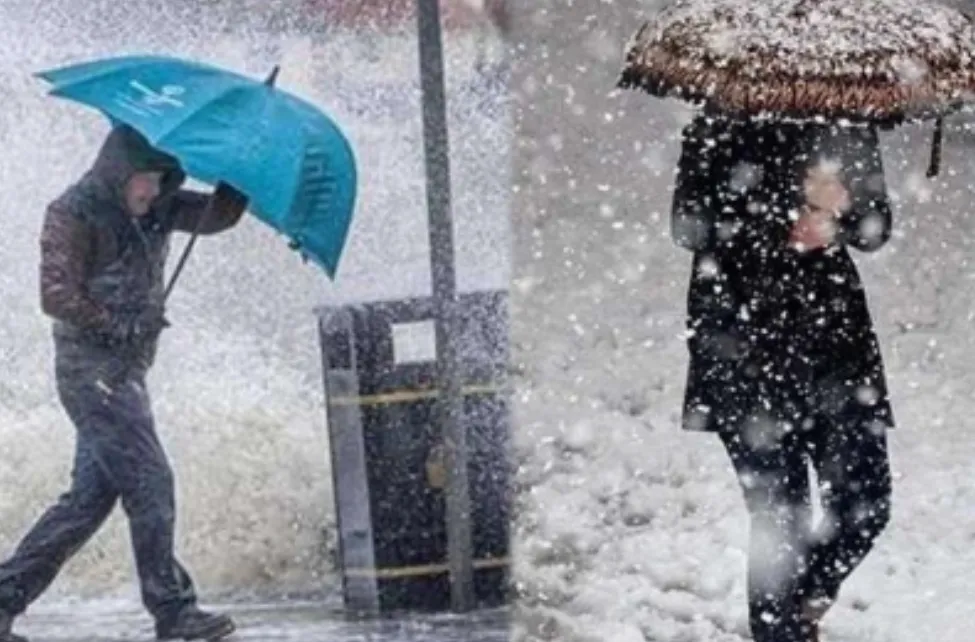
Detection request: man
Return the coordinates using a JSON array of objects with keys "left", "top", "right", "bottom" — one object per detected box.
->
[
  {"left": 671, "top": 115, "right": 894, "bottom": 642},
  {"left": 0, "top": 124, "right": 248, "bottom": 642}
]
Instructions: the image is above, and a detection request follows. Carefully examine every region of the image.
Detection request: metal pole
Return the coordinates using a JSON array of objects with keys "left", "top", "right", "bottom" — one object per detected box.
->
[{"left": 416, "top": 0, "right": 475, "bottom": 612}]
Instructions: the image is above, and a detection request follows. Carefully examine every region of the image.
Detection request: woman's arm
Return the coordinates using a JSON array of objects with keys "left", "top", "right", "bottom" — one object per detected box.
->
[
  {"left": 811, "top": 125, "right": 893, "bottom": 253},
  {"left": 671, "top": 118, "right": 726, "bottom": 252}
]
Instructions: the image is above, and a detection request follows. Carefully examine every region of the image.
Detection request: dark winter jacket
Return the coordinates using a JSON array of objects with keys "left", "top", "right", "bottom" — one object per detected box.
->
[
  {"left": 672, "top": 115, "right": 895, "bottom": 434},
  {"left": 39, "top": 125, "right": 247, "bottom": 369}
]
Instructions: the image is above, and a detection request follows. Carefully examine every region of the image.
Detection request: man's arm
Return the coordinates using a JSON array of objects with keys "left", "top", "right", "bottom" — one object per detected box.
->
[
  {"left": 166, "top": 182, "right": 249, "bottom": 235},
  {"left": 39, "top": 206, "right": 112, "bottom": 330}
]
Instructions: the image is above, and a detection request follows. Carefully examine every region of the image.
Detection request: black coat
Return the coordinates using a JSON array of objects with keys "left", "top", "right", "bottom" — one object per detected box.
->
[{"left": 671, "top": 115, "right": 895, "bottom": 437}]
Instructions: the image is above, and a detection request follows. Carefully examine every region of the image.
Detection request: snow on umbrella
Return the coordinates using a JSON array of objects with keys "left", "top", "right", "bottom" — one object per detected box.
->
[{"left": 617, "top": 0, "right": 975, "bottom": 175}]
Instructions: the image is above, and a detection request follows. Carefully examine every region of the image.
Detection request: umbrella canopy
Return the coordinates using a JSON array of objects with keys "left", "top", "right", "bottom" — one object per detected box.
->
[
  {"left": 37, "top": 54, "right": 358, "bottom": 278},
  {"left": 618, "top": 0, "right": 975, "bottom": 124}
]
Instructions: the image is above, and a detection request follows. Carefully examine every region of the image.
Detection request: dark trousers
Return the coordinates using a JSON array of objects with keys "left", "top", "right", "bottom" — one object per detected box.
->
[
  {"left": 719, "top": 417, "right": 892, "bottom": 642},
  {"left": 0, "top": 343, "right": 196, "bottom": 621}
]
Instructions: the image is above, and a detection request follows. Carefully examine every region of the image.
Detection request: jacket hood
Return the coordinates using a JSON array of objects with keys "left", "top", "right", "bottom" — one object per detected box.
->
[{"left": 89, "top": 124, "right": 187, "bottom": 207}]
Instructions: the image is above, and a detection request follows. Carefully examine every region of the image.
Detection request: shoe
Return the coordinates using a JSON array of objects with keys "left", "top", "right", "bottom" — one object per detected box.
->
[
  {"left": 0, "top": 612, "right": 28, "bottom": 642},
  {"left": 155, "top": 606, "right": 235, "bottom": 641}
]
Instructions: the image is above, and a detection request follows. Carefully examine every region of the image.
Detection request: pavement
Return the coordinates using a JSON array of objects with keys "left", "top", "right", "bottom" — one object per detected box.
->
[{"left": 14, "top": 600, "right": 511, "bottom": 642}]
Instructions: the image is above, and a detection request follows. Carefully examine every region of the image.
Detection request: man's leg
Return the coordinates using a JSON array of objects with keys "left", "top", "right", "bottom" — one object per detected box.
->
[
  {"left": 800, "top": 416, "right": 892, "bottom": 607},
  {"left": 0, "top": 435, "right": 117, "bottom": 619},
  {"left": 719, "top": 428, "right": 813, "bottom": 642},
  {"left": 82, "top": 371, "right": 233, "bottom": 640},
  {"left": 75, "top": 373, "right": 198, "bottom": 621}
]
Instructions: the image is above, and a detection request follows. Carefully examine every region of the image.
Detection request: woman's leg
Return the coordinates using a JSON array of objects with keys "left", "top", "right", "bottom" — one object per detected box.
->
[
  {"left": 719, "top": 428, "right": 813, "bottom": 642},
  {"left": 800, "top": 417, "right": 892, "bottom": 607}
]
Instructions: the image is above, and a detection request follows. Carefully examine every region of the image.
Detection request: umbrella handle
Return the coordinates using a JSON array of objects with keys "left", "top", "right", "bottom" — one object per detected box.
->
[
  {"left": 163, "top": 202, "right": 210, "bottom": 302},
  {"left": 926, "top": 117, "right": 943, "bottom": 178}
]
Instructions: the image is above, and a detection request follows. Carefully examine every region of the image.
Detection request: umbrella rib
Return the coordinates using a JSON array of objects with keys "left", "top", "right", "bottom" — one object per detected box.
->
[
  {"left": 236, "top": 95, "right": 306, "bottom": 232},
  {"left": 277, "top": 120, "right": 307, "bottom": 233},
  {"left": 37, "top": 56, "right": 153, "bottom": 84},
  {"left": 39, "top": 55, "right": 249, "bottom": 87},
  {"left": 149, "top": 84, "right": 254, "bottom": 176}
]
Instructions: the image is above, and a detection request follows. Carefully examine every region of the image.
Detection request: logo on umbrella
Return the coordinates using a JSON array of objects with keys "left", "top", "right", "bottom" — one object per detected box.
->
[
  {"left": 115, "top": 80, "right": 186, "bottom": 117},
  {"left": 132, "top": 81, "right": 185, "bottom": 106}
]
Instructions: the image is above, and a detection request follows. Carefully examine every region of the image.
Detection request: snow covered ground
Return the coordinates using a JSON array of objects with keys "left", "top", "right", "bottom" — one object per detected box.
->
[{"left": 508, "top": 1, "right": 975, "bottom": 641}]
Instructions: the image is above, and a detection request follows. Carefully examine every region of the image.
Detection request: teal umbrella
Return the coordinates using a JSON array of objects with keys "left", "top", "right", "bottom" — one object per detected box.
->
[{"left": 36, "top": 54, "right": 358, "bottom": 279}]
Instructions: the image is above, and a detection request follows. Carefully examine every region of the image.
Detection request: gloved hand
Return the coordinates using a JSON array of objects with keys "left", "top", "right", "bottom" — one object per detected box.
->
[
  {"left": 210, "top": 181, "right": 249, "bottom": 218},
  {"left": 214, "top": 181, "right": 249, "bottom": 207},
  {"left": 100, "top": 306, "right": 171, "bottom": 347}
]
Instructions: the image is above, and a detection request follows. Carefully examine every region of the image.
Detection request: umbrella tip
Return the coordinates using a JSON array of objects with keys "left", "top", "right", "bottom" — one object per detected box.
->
[{"left": 265, "top": 65, "right": 280, "bottom": 87}]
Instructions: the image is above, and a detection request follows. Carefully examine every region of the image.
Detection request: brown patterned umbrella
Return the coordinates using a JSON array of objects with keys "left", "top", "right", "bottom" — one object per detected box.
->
[{"left": 618, "top": 0, "right": 975, "bottom": 174}]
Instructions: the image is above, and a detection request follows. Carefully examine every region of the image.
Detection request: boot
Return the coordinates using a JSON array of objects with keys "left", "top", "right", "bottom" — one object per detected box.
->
[
  {"left": 0, "top": 612, "right": 28, "bottom": 642},
  {"left": 155, "top": 605, "right": 235, "bottom": 641}
]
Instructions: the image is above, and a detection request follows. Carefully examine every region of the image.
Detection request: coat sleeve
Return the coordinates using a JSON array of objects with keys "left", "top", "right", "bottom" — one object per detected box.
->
[
  {"left": 39, "top": 205, "right": 112, "bottom": 330},
  {"left": 671, "top": 119, "right": 723, "bottom": 252},
  {"left": 166, "top": 182, "right": 249, "bottom": 235},
  {"left": 820, "top": 125, "right": 893, "bottom": 253}
]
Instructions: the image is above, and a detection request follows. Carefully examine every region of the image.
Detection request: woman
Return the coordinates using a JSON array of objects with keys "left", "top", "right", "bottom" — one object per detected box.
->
[{"left": 671, "top": 114, "right": 894, "bottom": 642}]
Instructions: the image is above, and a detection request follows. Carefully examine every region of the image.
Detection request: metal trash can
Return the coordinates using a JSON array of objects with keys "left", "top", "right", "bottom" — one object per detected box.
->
[{"left": 316, "top": 290, "right": 511, "bottom": 614}]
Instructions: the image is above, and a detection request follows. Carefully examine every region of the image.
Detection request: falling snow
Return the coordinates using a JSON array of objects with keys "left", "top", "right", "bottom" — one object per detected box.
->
[
  {"left": 3, "top": 1, "right": 975, "bottom": 641},
  {"left": 512, "top": 2, "right": 975, "bottom": 642}
]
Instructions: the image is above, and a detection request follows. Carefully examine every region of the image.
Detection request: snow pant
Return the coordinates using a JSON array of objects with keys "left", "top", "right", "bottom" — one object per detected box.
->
[
  {"left": 719, "top": 416, "right": 892, "bottom": 642},
  {"left": 0, "top": 338, "right": 196, "bottom": 622}
]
